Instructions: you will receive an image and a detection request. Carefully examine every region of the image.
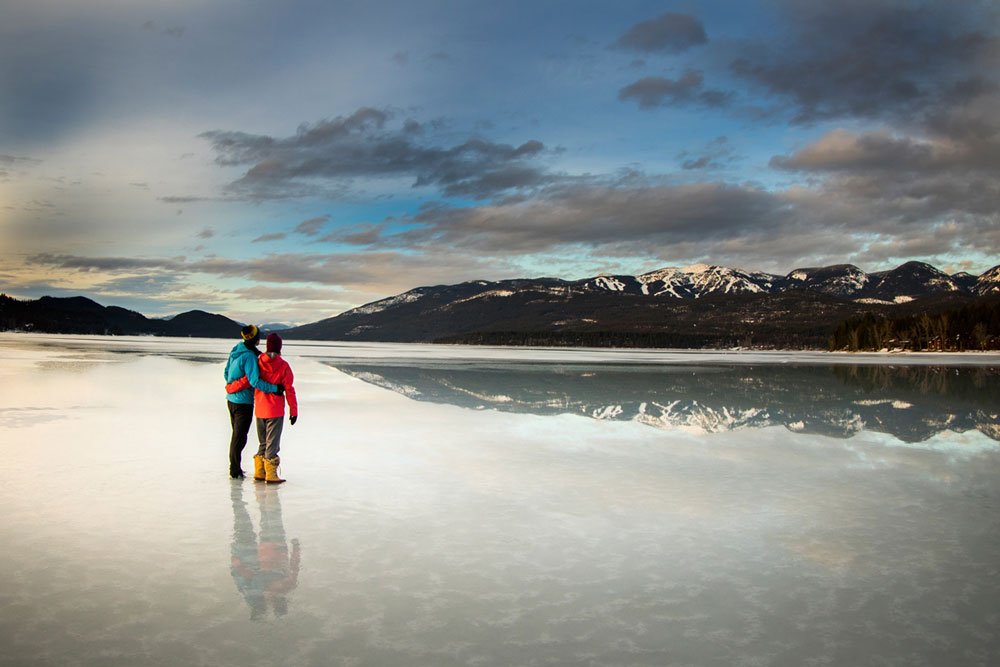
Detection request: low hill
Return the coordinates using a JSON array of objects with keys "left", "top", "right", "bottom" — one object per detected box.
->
[{"left": 0, "top": 295, "right": 243, "bottom": 339}]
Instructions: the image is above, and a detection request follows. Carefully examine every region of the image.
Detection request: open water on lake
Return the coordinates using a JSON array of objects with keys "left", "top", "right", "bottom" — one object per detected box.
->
[{"left": 1, "top": 334, "right": 999, "bottom": 666}]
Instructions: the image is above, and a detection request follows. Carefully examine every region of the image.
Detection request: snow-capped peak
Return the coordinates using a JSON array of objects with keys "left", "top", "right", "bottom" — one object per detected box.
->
[
  {"left": 637, "top": 267, "right": 682, "bottom": 283},
  {"left": 681, "top": 263, "right": 714, "bottom": 275}
]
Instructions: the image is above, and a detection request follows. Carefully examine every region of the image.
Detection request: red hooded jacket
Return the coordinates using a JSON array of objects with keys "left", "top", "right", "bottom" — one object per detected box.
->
[{"left": 227, "top": 353, "right": 297, "bottom": 419}]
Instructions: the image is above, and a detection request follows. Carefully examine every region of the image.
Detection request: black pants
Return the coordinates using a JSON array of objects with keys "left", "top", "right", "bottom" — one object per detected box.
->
[{"left": 228, "top": 401, "right": 254, "bottom": 476}]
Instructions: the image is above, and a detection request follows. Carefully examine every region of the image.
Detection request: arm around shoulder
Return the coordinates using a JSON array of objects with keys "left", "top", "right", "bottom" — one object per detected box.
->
[{"left": 226, "top": 376, "right": 250, "bottom": 394}]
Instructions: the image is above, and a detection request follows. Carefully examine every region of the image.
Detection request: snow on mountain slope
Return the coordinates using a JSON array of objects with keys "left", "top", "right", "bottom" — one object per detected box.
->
[
  {"left": 327, "top": 261, "right": 996, "bottom": 327},
  {"left": 340, "top": 288, "right": 428, "bottom": 317},
  {"left": 782, "top": 264, "right": 870, "bottom": 297},
  {"left": 592, "top": 275, "right": 628, "bottom": 291},
  {"left": 633, "top": 264, "right": 776, "bottom": 298},
  {"left": 974, "top": 265, "right": 1000, "bottom": 295},
  {"left": 680, "top": 264, "right": 776, "bottom": 296}
]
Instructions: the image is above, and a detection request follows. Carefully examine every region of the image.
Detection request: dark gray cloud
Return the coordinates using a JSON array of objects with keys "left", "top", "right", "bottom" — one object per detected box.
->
[
  {"left": 618, "top": 71, "right": 732, "bottom": 110},
  {"left": 612, "top": 12, "right": 707, "bottom": 54},
  {"left": 196, "top": 227, "right": 214, "bottom": 239},
  {"left": 200, "top": 108, "right": 552, "bottom": 201},
  {"left": 730, "top": 0, "right": 999, "bottom": 127},
  {"left": 393, "top": 181, "right": 795, "bottom": 254},
  {"left": 364, "top": 166, "right": 996, "bottom": 273}
]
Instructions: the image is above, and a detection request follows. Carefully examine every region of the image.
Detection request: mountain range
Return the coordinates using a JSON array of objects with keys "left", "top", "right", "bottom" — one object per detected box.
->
[
  {"left": 3, "top": 261, "right": 999, "bottom": 346},
  {"left": 280, "top": 261, "right": 1000, "bottom": 347}
]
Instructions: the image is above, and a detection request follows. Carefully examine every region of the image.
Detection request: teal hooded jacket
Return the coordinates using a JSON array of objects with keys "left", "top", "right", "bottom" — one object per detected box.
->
[{"left": 225, "top": 341, "right": 277, "bottom": 405}]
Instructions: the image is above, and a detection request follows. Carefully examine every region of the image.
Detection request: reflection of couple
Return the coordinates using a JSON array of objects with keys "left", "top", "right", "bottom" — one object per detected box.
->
[
  {"left": 224, "top": 325, "right": 298, "bottom": 483},
  {"left": 230, "top": 482, "right": 301, "bottom": 619}
]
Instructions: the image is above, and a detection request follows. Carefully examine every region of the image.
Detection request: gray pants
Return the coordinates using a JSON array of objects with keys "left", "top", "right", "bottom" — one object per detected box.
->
[{"left": 255, "top": 417, "right": 284, "bottom": 459}]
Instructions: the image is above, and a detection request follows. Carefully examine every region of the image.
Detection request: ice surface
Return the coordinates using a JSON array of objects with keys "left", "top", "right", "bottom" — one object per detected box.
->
[{"left": 1, "top": 333, "right": 1000, "bottom": 666}]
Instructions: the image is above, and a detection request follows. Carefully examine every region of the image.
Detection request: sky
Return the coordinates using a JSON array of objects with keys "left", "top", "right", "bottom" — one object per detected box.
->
[{"left": 1, "top": 0, "right": 998, "bottom": 325}]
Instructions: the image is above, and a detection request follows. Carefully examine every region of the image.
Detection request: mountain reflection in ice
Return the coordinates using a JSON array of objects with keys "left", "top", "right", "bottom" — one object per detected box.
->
[{"left": 328, "top": 362, "right": 1000, "bottom": 443}]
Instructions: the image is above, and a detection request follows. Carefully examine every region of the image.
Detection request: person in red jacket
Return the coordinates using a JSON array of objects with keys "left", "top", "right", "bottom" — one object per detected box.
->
[{"left": 227, "top": 333, "right": 297, "bottom": 483}]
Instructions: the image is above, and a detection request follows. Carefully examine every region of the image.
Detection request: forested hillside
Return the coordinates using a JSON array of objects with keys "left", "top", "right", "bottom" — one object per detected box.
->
[{"left": 828, "top": 299, "right": 1000, "bottom": 351}]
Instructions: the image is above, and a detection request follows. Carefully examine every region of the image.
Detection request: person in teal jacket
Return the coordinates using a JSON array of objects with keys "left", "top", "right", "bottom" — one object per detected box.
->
[{"left": 225, "top": 325, "right": 281, "bottom": 478}]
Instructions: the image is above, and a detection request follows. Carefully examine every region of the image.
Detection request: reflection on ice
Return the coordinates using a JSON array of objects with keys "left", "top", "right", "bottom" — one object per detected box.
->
[
  {"left": 329, "top": 361, "right": 1000, "bottom": 443},
  {"left": 231, "top": 483, "right": 300, "bottom": 620}
]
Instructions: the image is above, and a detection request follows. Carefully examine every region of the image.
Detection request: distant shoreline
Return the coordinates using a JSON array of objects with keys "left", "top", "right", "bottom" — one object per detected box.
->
[{"left": 4, "top": 331, "right": 1000, "bottom": 367}]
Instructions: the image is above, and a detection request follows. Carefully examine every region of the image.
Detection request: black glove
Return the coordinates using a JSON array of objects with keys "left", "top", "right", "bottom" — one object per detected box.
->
[
  {"left": 275, "top": 383, "right": 285, "bottom": 395},
  {"left": 289, "top": 415, "right": 297, "bottom": 425}
]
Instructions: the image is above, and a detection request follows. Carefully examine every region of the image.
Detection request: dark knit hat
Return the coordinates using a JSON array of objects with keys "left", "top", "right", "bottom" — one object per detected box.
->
[
  {"left": 266, "top": 333, "right": 282, "bottom": 353},
  {"left": 241, "top": 324, "right": 259, "bottom": 342}
]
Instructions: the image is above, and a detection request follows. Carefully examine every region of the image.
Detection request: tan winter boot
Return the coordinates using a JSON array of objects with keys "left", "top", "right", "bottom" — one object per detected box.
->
[
  {"left": 253, "top": 455, "right": 266, "bottom": 481},
  {"left": 264, "top": 457, "right": 285, "bottom": 484}
]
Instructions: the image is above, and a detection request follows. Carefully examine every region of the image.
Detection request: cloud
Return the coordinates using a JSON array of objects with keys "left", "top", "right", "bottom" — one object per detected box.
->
[
  {"left": 677, "top": 136, "right": 736, "bottom": 171},
  {"left": 318, "top": 223, "right": 384, "bottom": 246},
  {"left": 361, "top": 168, "right": 997, "bottom": 273},
  {"left": 730, "top": 0, "right": 1000, "bottom": 127},
  {"left": 231, "top": 285, "right": 345, "bottom": 302},
  {"left": 768, "top": 127, "right": 1000, "bottom": 239},
  {"left": 770, "top": 128, "right": 997, "bottom": 176},
  {"left": 29, "top": 255, "right": 186, "bottom": 273},
  {"left": 0, "top": 154, "right": 41, "bottom": 167},
  {"left": 199, "top": 108, "right": 552, "bottom": 201},
  {"left": 294, "top": 215, "right": 329, "bottom": 236},
  {"left": 158, "top": 195, "right": 212, "bottom": 204},
  {"left": 618, "top": 71, "right": 732, "bottom": 110},
  {"left": 141, "top": 20, "right": 185, "bottom": 38},
  {"left": 197, "top": 227, "right": 214, "bottom": 239},
  {"left": 28, "top": 250, "right": 508, "bottom": 292},
  {"left": 394, "top": 181, "right": 796, "bottom": 254},
  {"left": 252, "top": 233, "right": 287, "bottom": 243},
  {"left": 612, "top": 12, "right": 707, "bottom": 54},
  {"left": 96, "top": 273, "right": 188, "bottom": 297}
]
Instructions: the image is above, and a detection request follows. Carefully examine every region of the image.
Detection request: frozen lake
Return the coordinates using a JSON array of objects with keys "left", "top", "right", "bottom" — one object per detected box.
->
[{"left": 1, "top": 333, "right": 999, "bottom": 666}]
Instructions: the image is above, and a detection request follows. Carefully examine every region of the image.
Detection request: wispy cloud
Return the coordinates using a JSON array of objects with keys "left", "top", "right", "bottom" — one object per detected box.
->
[
  {"left": 294, "top": 215, "right": 329, "bottom": 236},
  {"left": 252, "top": 233, "right": 287, "bottom": 243}
]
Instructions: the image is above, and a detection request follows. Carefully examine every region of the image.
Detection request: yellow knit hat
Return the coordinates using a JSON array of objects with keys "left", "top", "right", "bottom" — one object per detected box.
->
[{"left": 241, "top": 324, "right": 259, "bottom": 341}]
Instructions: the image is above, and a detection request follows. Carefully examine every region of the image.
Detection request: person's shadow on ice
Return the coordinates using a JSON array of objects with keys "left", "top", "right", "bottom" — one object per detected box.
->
[{"left": 230, "top": 483, "right": 301, "bottom": 619}]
